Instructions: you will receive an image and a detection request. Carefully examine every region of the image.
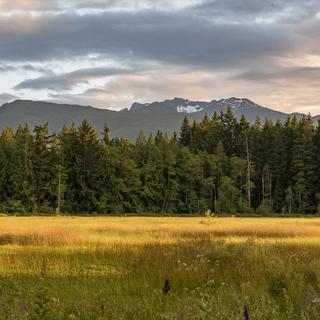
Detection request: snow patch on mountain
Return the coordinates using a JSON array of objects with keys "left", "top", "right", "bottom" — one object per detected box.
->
[{"left": 177, "top": 105, "right": 204, "bottom": 113}]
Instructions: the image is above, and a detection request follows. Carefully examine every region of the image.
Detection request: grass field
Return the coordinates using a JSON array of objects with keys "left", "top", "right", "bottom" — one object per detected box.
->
[{"left": 1, "top": 217, "right": 320, "bottom": 319}]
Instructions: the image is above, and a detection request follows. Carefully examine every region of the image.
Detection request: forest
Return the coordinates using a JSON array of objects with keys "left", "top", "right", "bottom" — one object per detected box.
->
[{"left": 0, "top": 108, "right": 319, "bottom": 215}]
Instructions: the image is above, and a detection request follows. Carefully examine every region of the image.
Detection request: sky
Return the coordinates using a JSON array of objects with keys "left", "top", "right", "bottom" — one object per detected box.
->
[{"left": 0, "top": 0, "right": 320, "bottom": 114}]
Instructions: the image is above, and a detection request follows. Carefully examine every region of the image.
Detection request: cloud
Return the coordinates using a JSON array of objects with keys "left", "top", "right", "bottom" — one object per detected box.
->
[
  {"left": 233, "top": 66, "right": 320, "bottom": 84},
  {"left": 0, "top": 65, "right": 17, "bottom": 72},
  {"left": 0, "top": 9, "right": 296, "bottom": 69},
  {"left": 0, "top": 0, "right": 319, "bottom": 114},
  {"left": 0, "top": 64, "right": 48, "bottom": 73},
  {"left": 228, "top": 64, "right": 320, "bottom": 114},
  {"left": 194, "top": 0, "right": 320, "bottom": 21},
  {"left": 48, "top": 69, "right": 235, "bottom": 109},
  {"left": 0, "top": 93, "right": 19, "bottom": 106},
  {"left": 15, "top": 67, "right": 133, "bottom": 91},
  {"left": 46, "top": 63, "right": 320, "bottom": 116},
  {"left": 0, "top": 0, "right": 200, "bottom": 14},
  {"left": 0, "top": 0, "right": 59, "bottom": 12}
]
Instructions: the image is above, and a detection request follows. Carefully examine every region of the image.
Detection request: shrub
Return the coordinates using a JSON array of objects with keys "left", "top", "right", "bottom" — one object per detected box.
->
[
  {"left": 256, "top": 200, "right": 273, "bottom": 215},
  {"left": 4, "top": 199, "right": 26, "bottom": 215}
]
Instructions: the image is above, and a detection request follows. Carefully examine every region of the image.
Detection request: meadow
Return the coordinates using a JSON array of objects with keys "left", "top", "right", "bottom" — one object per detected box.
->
[{"left": 1, "top": 217, "right": 320, "bottom": 319}]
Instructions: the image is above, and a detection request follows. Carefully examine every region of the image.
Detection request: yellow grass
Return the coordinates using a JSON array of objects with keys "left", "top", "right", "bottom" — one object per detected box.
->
[
  {"left": 1, "top": 216, "right": 320, "bottom": 244},
  {"left": 1, "top": 216, "right": 320, "bottom": 319}
]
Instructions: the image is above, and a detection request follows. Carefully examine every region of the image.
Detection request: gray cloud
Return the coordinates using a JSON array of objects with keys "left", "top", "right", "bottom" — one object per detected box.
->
[
  {"left": 0, "top": 0, "right": 60, "bottom": 12},
  {"left": 0, "top": 0, "right": 319, "bottom": 113},
  {"left": 0, "top": 0, "right": 189, "bottom": 13},
  {"left": 233, "top": 66, "right": 320, "bottom": 85},
  {"left": 15, "top": 67, "right": 133, "bottom": 91},
  {"left": 0, "top": 65, "right": 17, "bottom": 72},
  {"left": 0, "top": 10, "right": 297, "bottom": 69},
  {"left": 195, "top": 0, "right": 320, "bottom": 21},
  {"left": 0, "top": 64, "right": 48, "bottom": 73},
  {"left": 0, "top": 93, "right": 19, "bottom": 106},
  {"left": 47, "top": 69, "right": 233, "bottom": 109}
]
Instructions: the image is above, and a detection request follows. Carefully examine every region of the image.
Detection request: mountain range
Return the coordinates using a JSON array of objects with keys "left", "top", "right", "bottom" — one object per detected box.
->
[{"left": 0, "top": 97, "right": 318, "bottom": 140}]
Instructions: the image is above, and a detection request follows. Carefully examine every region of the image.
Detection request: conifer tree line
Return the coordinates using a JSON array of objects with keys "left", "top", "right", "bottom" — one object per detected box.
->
[{"left": 0, "top": 108, "right": 320, "bottom": 215}]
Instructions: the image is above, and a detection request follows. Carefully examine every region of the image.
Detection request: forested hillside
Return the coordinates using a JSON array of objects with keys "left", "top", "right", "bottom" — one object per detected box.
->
[
  {"left": 1, "top": 99, "right": 319, "bottom": 141},
  {"left": 0, "top": 108, "right": 319, "bottom": 214}
]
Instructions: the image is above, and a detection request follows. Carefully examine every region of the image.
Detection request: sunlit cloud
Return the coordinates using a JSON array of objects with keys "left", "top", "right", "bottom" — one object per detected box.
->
[{"left": 0, "top": 0, "right": 319, "bottom": 114}]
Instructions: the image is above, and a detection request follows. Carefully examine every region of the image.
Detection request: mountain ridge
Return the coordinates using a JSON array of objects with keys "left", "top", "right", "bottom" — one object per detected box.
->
[{"left": 0, "top": 98, "right": 319, "bottom": 140}]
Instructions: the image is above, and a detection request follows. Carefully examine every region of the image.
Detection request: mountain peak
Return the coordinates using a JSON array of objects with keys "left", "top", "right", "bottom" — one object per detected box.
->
[
  {"left": 130, "top": 97, "right": 208, "bottom": 114},
  {"left": 129, "top": 97, "right": 264, "bottom": 115},
  {"left": 0, "top": 98, "right": 318, "bottom": 141}
]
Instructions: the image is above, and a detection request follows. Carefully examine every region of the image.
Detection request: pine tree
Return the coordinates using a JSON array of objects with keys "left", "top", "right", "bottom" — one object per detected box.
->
[
  {"left": 0, "top": 111, "right": 318, "bottom": 215},
  {"left": 136, "top": 130, "right": 147, "bottom": 146},
  {"left": 74, "top": 120, "right": 103, "bottom": 212},
  {"left": 15, "top": 124, "right": 35, "bottom": 211},
  {"left": 179, "top": 116, "right": 192, "bottom": 147},
  {"left": 312, "top": 120, "right": 320, "bottom": 210},
  {"left": 215, "top": 141, "right": 227, "bottom": 183},
  {"left": 33, "top": 123, "right": 52, "bottom": 211},
  {"left": 221, "top": 108, "right": 238, "bottom": 156},
  {"left": 103, "top": 122, "right": 110, "bottom": 145},
  {"left": 0, "top": 128, "right": 20, "bottom": 211}
]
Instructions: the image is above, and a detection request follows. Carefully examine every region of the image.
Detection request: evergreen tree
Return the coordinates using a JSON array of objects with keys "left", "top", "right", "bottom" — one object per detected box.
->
[
  {"left": 103, "top": 123, "right": 110, "bottom": 145},
  {"left": 73, "top": 120, "right": 103, "bottom": 212},
  {"left": 33, "top": 123, "right": 52, "bottom": 211},
  {"left": 179, "top": 116, "right": 192, "bottom": 147},
  {"left": 220, "top": 107, "right": 238, "bottom": 156},
  {"left": 0, "top": 128, "right": 20, "bottom": 211},
  {"left": 0, "top": 111, "right": 318, "bottom": 215},
  {"left": 285, "top": 186, "right": 294, "bottom": 214},
  {"left": 15, "top": 124, "right": 35, "bottom": 211}
]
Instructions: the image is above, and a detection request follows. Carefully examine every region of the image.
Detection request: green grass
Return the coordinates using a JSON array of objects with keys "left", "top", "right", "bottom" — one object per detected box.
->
[{"left": 1, "top": 217, "right": 320, "bottom": 319}]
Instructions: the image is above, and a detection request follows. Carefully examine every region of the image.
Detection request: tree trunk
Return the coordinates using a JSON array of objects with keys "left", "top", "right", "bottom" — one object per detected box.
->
[
  {"left": 246, "top": 135, "right": 251, "bottom": 209},
  {"left": 56, "top": 168, "right": 61, "bottom": 215}
]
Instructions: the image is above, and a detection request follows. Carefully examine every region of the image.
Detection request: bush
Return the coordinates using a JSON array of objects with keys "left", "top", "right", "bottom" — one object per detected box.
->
[
  {"left": 256, "top": 200, "right": 273, "bottom": 214},
  {"left": 238, "top": 198, "right": 255, "bottom": 214},
  {"left": 4, "top": 200, "right": 26, "bottom": 215}
]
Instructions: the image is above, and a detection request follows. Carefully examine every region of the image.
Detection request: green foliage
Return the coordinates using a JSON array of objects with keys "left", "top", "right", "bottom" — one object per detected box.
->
[
  {"left": 285, "top": 186, "right": 294, "bottom": 214},
  {"left": 256, "top": 200, "right": 273, "bottom": 215},
  {"left": 204, "top": 208, "right": 213, "bottom": 217},
  {"left": 0, "top": 110, "right": 319, "bottom": 214},
  {"left": 216, "top": 176, "right": 239, "bottom": 214},
  {"left": 4, "top": 199, "right": 26, "bottom": 215},
  {"left": 179, "top": 116, "right": 192, "bottom": 147}
]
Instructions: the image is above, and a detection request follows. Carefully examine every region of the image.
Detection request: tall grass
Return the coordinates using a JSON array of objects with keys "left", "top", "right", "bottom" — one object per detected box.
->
[{"left": 0, "top": 217, "right": 320, "bottom": 319}]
